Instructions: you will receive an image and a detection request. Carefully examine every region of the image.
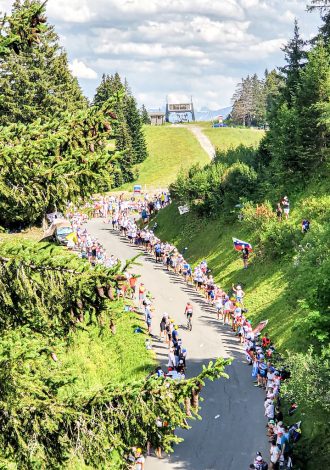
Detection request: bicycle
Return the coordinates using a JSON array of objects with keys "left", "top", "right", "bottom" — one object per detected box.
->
[{"left": 187, "top": 315, "right": 192, "bottom": 331}]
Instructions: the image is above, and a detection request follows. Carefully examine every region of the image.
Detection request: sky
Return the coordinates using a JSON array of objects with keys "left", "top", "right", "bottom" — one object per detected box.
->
[{"left": 0, "top": 0, "right": 322, "bottom": 110}]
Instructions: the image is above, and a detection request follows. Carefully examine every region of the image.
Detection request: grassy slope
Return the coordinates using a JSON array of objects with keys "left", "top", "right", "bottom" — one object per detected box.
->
[
  {"left": 119, "top": 125, "right": 264, "bottom": 191},
  {"left": 193, "top": 123, "right": 265, "bottom": 150},
  {"left": 153, "top": 179, "right": 329, "bottom": 469},
  {"left": 154, "top": 203, "right": 297, "bottom": 349},
  {"left": 155, "top": 178, "right": 329, "bottom": 351},
  {"left": 59, "top": 306, "right": 155, "bottom": 401},
  {"left": 120, "top": 125, "right": 210, "bottom": 190}
]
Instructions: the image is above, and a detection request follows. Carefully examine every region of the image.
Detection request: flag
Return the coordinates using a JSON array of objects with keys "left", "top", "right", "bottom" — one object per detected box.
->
[
  {"left": 66, "top": 232, "right": 78, "bottom": 244},
  {"left": 253, "top": 320, "right": 268, "bottom": 335},
  {"left": 232, "top": 237, "right": 252, "bottom": 252},
  {"left": 178, "top": 205, "right": 190, "bottom": 215}
]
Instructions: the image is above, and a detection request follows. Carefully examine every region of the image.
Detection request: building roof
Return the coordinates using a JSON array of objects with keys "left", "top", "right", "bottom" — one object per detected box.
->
[{"left": 148, "top": 112, "right": 165, "bottom": 117}]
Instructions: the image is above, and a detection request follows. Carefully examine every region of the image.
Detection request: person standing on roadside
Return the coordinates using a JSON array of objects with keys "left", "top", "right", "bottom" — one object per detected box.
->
[
  {"left": 242, "top": 245, "right": 250, "bottom": 269},
  {"left": 138, "top": 283, "right": 146, "bottom": 308},
  {"left": 269, "top": 438, "right": 280, "bottom": 470},
  {"left": 135, "top": 448, "right": 145, "bottom": 470},
  {"left": 276, "top": 202, "right": 282, "bottom": 222}
]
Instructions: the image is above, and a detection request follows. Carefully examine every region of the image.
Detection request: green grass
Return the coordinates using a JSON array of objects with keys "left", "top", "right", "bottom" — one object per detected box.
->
[
  {"left": 202, "top": 126, "right": 265, "bottom": 151},
  {"left": 119, "top": 125, "right": 210, "bottom": 190},
  {"left": 153, "top": 178, "right": 329, "bottom": 351},
  {"left": 56, "top": 306, "right": 155, "bottom": 401},
  {"left": 118, "top": 125, "right": 264, "bottom": 191}
]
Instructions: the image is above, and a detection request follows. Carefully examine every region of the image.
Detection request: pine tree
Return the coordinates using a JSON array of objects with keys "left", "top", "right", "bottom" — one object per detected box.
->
[
  {"left": 294, "top": 41, "right": 330, "bottom": 172},
  {"left": 125, "top": 96, "right": 148, "bottom": 163},
  {"left": 0, "top": 0, "right": 86, "bottom": 126},
  {"left": 93, "top": 73, "right": 113, "bottom": 107},
  {"left": 93, "top": 73, "right": 148, "bottom": 168},
  {"left": 279, "top": 19, "right": 307, "bottom": 105},
  {"left": 308, "top": 1, "right": 330, "bottom": 46},
  {"left": 140, "top": 104, "right": 151, "bottom": 124},
  {"left": 264, "top": 69, "right": 284, "bottom": 118}
]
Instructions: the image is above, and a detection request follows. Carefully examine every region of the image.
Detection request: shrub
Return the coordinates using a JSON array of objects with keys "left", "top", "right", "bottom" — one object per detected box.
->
[
  {"left": 222, "top": 162, "right": 258, "bottom": 208},
  {"left": 258, "top": 221, "right": 302, "bottom": 259},
  {"left": 242, "top": 201, "right": 275, "bottom": 230},
  {"left": 298, "top": 195, "right": 330, "bottom": 222}
]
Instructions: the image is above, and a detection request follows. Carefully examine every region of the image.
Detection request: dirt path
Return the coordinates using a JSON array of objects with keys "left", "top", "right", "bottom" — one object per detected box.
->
[
  {"left": 86, "top": 219, "right": 268, "bottom": 470},
  {"left": 172, "top": 124, "right": 215, "bottom": 160}
]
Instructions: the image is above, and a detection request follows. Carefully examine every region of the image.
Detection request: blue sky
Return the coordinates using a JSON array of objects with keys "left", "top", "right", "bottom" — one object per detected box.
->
[{"left": 1, "top": 0, "right": 322, "bottom": 109}]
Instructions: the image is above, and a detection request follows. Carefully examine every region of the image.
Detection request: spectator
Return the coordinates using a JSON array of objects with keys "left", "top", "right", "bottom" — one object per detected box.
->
[
  {"left": 242, "top": 244, "right": 250, "bottom": 269},
  {"left": 276, "top": 202, "right": 282, "bottom": 221},
  {"left": 301, "top": 219, "right": 310, "bottom": 234},
  {"left": 135, "top": 448, "right": 145, "bottom": 470},
  {"left": 281, "top": 196, "right": 290, "bottom": 220},
  {"left": 269, "top": 438, "right": 280, "bottom": 470}
]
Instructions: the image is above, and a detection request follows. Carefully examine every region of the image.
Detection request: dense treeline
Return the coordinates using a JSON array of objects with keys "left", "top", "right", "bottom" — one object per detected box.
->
[
  {"left": 170, "top": 10, "right": 330, "bottom": 467},
  {"left": 229, "top": 70, "right": 283, "bottom": 128},
  {"left": 93, "top": 73, "right": 148, "bottom": 172},
  {"left": 0, "top": 0, "right": 148, "bottom": 229}
]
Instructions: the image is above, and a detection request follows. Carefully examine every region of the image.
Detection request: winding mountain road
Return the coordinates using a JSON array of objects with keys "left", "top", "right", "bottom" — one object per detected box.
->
[{"left": 86, "top": 219, "right": 268, "bottom": 470}]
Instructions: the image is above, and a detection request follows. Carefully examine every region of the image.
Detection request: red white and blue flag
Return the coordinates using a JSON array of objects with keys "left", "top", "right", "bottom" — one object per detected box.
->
[{"left": 232, "top": 237, "right": 253, "bottom": 252}]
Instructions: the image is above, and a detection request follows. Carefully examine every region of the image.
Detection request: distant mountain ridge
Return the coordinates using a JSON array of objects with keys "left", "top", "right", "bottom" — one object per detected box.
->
[{"left": 195, "top": 106, "right": 232, "bottom": 121}]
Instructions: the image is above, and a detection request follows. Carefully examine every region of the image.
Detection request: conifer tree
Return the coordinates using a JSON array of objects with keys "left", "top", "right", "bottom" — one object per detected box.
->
[
  {"left": 308, "top": 1, "right": 330, "bottom": 46},
  {"left": 140, "top": 104, "right": 151, "bottom": 124},
  {"left": 294, "top": 41, "right": 330, "bottom": 172},
  {"left": 279, "top": 19, "right": 307, "bottom": 105},
  {"left": 93, "top": 73, "right": 113, "bottom": 107},
  {"left": 124, "top": 95, "right": 148, "bottom": 163},
  {"left": 93, "top": 72, "right": 148, "bottom": 167},
  {"left": 0, "top": 0, "right": 86, "bottom": 126}
]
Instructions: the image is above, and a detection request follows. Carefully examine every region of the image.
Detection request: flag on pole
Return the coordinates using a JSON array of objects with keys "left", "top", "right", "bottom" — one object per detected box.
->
[
  {"left": 252, "top": 320, "right": 268, "bottom": 335},
  {"left": 232, "top": 237, "right": 253, "bottom": 252}
]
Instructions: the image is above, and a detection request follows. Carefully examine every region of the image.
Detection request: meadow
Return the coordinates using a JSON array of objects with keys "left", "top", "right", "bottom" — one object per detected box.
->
[
  {"left": 119, "top": 124, "right": 264, "bottom": 191},
  {"left": 119, "top": 125, "right": 209, "bottom": 190},
  {"left": 197, "top": 123, "right": 265, "bottom": 151}
]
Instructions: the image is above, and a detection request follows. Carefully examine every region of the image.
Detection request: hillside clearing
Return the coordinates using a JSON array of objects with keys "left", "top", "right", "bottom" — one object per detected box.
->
[
  {"left": 197, "top": 124, "right": 265, "bottom": 151},
  {"left": 119, "top": 125, "right": 210, "bottom": 190}
]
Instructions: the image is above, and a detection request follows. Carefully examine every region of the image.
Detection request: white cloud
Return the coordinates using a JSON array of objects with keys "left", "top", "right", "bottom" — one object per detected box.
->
[
  {"left": 69, "top": 59, "right": 97, "bottom": 79},
  {"left": 96, "top": 41, "right": 205, "bottom": 59},
  {"left": 48, "top": 0, "right": 94, "bottom": 23},
  {"left": 1, "top": 0, "right": 320, "bottom": 109}
]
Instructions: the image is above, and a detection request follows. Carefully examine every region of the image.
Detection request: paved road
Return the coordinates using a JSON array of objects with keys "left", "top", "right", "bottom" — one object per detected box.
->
[{"left": 86, "top": 219, "right": 268, "bottom": 470}]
